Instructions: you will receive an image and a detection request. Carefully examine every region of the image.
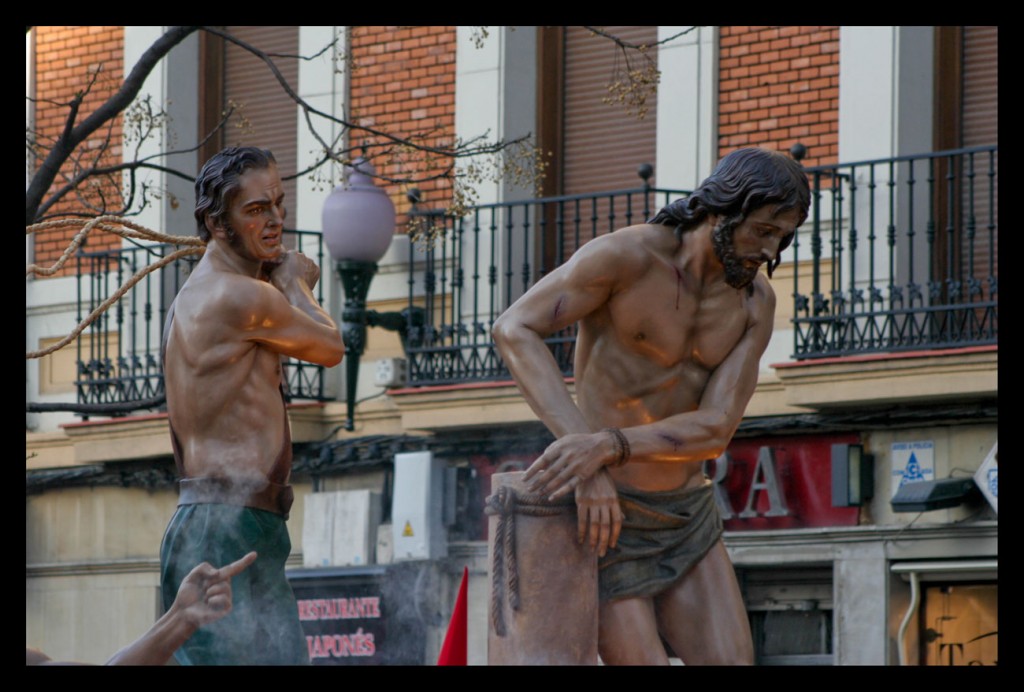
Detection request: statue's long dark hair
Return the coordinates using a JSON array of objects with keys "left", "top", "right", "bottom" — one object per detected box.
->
[
  {"left": 649, "top": 148, "right": 810, "bottom": 277},
  {"left": 194, "top": 146, "right": 277, "bottom": 241}
]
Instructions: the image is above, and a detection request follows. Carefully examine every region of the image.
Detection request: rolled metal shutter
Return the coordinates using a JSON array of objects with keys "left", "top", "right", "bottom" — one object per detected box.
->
[
  {"left": 561, "top": 26, "right": 658, "bottom": 252},
  {"left": 223, "top": 26, "right": 300, "bottom": 224},
  {"left": 962, "top": 27, "right": 997, "bottom": 148},
  {"left": 961, "top": 26, "right": 997, "bottom": 282}
]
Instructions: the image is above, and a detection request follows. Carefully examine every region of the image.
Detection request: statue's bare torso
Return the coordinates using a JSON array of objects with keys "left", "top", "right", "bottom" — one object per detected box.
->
[
  {"left": 165, "top": 268, "right": 291, "bottom": 483},
  {"left": 573, "top": 224, "right": 761, "bottom": 491}
]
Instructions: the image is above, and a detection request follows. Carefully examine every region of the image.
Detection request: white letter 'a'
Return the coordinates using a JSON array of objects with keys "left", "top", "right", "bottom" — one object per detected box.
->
[{"left": 738, "top": 447, "right": 790, "bottom": 518}]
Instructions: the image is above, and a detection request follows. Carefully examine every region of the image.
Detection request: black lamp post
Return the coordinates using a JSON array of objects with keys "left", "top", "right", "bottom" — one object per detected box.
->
[{"left": 321, "top": 157, "right": 424, "bottom": 431}]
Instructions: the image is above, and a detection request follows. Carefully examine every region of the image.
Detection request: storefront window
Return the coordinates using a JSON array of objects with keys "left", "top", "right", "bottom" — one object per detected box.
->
[
  {"left": 753, "top": 610, "right": 833, "bottom": 663},
  {"left": 921, "top": 583, "right": 997, "bottom": 666},
  {"left": 739, "top": 566, "right": 834, "bottom": 665}
]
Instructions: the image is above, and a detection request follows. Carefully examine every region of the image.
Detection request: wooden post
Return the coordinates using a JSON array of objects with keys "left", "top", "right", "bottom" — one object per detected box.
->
[{"left": 486, "top": 472, "right": 599, "bottom": 665}]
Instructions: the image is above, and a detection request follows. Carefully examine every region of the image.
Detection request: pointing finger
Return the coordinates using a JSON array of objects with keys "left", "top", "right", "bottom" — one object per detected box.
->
[{"left": 219, "top": 551, "right": 258, "bottom": 579}]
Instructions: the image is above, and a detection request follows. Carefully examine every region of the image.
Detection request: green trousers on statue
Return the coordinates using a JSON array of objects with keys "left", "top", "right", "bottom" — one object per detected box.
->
[{"left": 160, "top": 503, "right": 310, "bottom": 665}]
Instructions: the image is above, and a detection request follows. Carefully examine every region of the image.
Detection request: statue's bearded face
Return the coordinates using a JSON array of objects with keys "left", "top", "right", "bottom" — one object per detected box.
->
[
  {"left": 712, "top": 206, "right": 800, "bottom": 289},
  {"left": 712, "top": 219, "right": 760, "bottom": 290}
]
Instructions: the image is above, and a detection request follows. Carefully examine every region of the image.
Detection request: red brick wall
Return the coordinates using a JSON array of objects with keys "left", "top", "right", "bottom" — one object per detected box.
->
[
  {"left": 30, "top": 26, "right": 124, "bottom": 276},
  {"left": 718, "top": 26, "right": 839, "bottom": 168},
  {"left": 348, "top": 26, "right": 456, "bottom": 227}
]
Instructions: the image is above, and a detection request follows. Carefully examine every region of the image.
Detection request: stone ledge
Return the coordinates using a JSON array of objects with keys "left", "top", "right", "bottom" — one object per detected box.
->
[
  {"left": 388, "top": 373, "right": 822, "bottom": 431},
  {"left": 388, "top": 380, "right": 557, "bottom": 431},
  {"left": 772, "top": 346, "right": 997, "bottom": 409},
  {"left": 26, "top": 402, "right": 358, "bottom": 468}
]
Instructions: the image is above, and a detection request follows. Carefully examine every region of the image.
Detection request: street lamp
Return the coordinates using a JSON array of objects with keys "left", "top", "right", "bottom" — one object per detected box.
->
[{"left": 321, "top": 157, "right": 424, "bottom": 431}]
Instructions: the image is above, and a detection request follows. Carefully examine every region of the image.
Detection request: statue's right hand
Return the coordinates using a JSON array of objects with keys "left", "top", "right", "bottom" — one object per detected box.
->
[{"left": 523, "top": 431, "right": 615, "bottom": 500}]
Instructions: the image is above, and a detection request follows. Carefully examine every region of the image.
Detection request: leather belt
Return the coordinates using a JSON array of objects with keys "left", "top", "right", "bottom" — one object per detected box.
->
[{"left": 178, "top": 476, "right": 294, "bottom": 519}]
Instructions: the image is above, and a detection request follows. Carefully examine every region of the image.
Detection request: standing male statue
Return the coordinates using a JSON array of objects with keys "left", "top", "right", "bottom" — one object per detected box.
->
[
  {"left": 492, "top": 147, "right": 809, "bottom": 664},
  {"left": 160, "top": 146, "right": 344, "bottom": 664}
]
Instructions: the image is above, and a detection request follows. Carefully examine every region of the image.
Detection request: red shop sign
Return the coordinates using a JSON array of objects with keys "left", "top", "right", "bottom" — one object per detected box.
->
[{"left": 708, "top": 433, "right": 861, "bottom": 530}]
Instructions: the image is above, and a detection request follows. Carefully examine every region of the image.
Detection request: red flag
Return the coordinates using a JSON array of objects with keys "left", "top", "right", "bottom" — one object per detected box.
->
[{"left": 436, "top": 566, "right": 469, "bottom": 665}]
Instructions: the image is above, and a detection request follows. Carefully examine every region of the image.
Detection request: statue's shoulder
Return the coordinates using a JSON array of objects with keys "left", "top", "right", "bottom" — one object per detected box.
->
[
  {"left": 177, "top": 269, "right": 275, "bottom": 325},
  {"left": 599, "top": 223, "right": 672, "bottom": 253},
  {"left": 745, "top": 273, "right": 777, "bottom": 320},
  {"left": 575, "top": 225, "right": 660, "bottom": 278}
]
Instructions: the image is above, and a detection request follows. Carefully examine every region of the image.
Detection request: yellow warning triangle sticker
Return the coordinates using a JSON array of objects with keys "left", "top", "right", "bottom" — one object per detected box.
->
[{"left": 403, "top": 520, "right": 414, "bottom": 537}]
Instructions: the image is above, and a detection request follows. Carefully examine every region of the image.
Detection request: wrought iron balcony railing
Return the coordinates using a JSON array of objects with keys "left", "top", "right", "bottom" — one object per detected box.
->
[
  {"left": 792, "top": 145, "right": 997, "bottom": 359},
  {"left": 68, "top": 146, "right": 997, "bottom": 413}
]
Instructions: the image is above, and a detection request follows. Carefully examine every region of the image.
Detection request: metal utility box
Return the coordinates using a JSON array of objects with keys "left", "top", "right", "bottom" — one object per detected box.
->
[
  {"left": 303, "top": 490, "right": 383, "bottom": 568},
  {"left": 391, "top": 451, "right": 447, "bottom": 561}
]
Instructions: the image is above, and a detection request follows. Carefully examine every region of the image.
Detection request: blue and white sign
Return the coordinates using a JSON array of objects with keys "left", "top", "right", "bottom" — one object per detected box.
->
[
  {"left": 891, "top": 440, "right": 935, "bottom": 497},
  {"left": 974, "top": 442, "right": 997, "bottom": 513}
]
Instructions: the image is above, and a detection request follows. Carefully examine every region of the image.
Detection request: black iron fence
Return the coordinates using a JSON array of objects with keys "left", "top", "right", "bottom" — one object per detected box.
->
[
  {"left": 74, "top": 243, "right": 181, "bottom": 408},
  {"left": 74, "top": 228, "right": 331, "bottom": 412},
  {"left": 792, "top": 145, "right": 997, "bottom": 359},
  {"left": 70, "top": 146, "right": 997, "bottom": 410}
]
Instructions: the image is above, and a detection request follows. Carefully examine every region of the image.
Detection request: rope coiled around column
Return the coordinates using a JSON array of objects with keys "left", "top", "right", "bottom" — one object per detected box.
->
[{"left": 484, "top": 484, "right": 574, "bottom": 637}]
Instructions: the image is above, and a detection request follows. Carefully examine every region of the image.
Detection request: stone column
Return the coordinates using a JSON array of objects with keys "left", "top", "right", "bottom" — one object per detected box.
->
[{"left": 486, "top": 472, "right": 599, "bottom": 665}]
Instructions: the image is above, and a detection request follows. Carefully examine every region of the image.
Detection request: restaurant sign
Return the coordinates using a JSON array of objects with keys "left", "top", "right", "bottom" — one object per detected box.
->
[{"left": 288, "top": 562, "right": 429, "bottom": 665}]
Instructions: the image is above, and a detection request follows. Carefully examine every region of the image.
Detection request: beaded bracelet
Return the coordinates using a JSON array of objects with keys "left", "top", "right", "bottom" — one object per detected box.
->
[{"left": 603, "top": 427, "right": 631, "bottom": 468}]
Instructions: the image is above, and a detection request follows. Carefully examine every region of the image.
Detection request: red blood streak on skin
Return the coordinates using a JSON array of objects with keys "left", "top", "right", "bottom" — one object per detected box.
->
[
  {"left": 657, "top": 432, "right": 682, "bottom": 451},
  {"left": 674, "top": 267, "right": 683, "bottom": 309},
  {"left": 552, "top": 295, "right": 565, "bottom": 323}
]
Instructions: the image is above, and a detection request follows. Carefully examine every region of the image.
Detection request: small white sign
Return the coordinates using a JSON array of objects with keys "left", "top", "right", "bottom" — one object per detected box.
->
[
  {"left": 974, "top": 442, "right": 997, "bottom": 513},
  {"left": 891, "top": 440, "right": 935, "bottom": 498}
]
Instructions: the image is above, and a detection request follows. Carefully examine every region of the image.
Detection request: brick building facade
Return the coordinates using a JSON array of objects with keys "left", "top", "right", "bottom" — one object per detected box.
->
[
  {"left": 719, "top": 25, "right": 839, "bottom": 166},
  {"left": 349, "top": 25, "right": 456, "bottom": 220},
  {"left": 29, "top": 26, "right": 124, "bottom": 274}
]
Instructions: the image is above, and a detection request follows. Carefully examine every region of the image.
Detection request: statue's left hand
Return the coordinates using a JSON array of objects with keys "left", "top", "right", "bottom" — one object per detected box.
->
[{"left": 574, "top": 471, "right": 622, "bottom": 557}]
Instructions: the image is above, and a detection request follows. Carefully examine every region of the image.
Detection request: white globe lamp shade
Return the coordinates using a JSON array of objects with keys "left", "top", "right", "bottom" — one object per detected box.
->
[{"left": 321, "top": 158, "right": 397, "bottom": 263}]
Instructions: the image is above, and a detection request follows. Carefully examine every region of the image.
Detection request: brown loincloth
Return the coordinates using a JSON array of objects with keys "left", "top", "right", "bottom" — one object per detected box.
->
[{"left": 599, "top": 478, "right": 723, "bottom": 602}]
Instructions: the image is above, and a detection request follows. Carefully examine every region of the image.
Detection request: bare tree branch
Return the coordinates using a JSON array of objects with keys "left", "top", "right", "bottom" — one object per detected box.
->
[
  {"left": 26, "top": 26, "right": 200, "bottom": 225},
  {"left": 34, "top": 103, "right": 241, "bottom": 222},
  {"left": 582, "top": 25, "right": 698, "bottom": 49},
  {"left": 578, "top": 26, "right": 694, "bottom": 120},
  {"left": 27, "top": 25, "right": 533, "bottom": 226}
]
